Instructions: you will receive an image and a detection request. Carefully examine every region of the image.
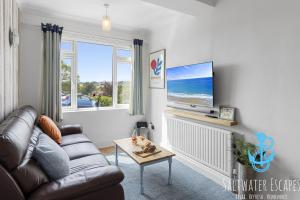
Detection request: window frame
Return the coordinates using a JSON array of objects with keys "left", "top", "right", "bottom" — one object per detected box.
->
[
  {"left": 61, "top": 35, "right": 133, "bottom": 112},
  {"left": 60, "top": 55, "right": 75, "bottom": 110},
  {"left": 115, "top": 48, "right": 133, "bottom": 107}
]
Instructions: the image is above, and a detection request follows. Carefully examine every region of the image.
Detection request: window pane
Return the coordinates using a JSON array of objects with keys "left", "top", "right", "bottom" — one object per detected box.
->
[
  {"left": 61, "top": 41, "right": 73, "bottom": 52},
  {"left": 117, "top": 49, "right": 132, "bottom": 58},
  {"left": 117, "top": 63, "right": 131, "bottom": 104},
  {"left": 77, "top": 42, "right": 113, "bottom": 108},
  {"left": 61, "top": 58, "right": 72, "bottom": 107}
]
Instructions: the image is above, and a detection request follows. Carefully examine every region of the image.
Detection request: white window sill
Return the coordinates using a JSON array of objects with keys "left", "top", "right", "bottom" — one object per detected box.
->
[{"left": 62, "top": 106, "right": 129, "bottom": 113}]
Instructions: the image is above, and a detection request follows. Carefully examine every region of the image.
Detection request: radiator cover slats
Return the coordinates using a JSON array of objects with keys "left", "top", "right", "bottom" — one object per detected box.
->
[{"left": 167, "top": 117, "right": 232, "bottom": 177}]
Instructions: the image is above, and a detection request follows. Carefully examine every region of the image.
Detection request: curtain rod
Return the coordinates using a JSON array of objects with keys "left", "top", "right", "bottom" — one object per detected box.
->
[
  {"left": 22, "top": 23, "right": 136, "bottom": 43},
  {"left": 63, "top": 30, "right": 134, "bottom": 43}
]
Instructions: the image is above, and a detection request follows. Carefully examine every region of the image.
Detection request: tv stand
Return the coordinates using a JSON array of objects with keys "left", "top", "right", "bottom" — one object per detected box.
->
[{"left": 165, "top": 107, "right": 238, "bottom": 127}]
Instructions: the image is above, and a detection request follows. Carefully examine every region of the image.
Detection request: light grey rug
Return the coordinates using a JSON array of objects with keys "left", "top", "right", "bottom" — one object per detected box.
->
[{"left": 106, "top": 153, "right": 236, "bottom": 200}]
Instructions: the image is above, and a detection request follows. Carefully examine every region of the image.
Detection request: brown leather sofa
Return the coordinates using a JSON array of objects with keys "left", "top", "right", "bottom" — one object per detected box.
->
[{"left": 0, "top": 105, "right": 125, "bottom": 200}]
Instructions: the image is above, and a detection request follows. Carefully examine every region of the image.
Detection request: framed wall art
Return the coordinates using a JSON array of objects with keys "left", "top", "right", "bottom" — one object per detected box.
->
[{"left": 149, "top": 49, "right": 165, "bottom": 89}]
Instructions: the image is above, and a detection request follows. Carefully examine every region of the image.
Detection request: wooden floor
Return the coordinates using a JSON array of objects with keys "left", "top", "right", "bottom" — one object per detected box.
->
[{"left": 99, "top": 146, "right": 115, "bottom": 155}]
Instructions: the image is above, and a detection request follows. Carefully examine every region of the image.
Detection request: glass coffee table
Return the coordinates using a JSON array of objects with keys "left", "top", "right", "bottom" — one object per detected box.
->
[{"left": 114, "top": 138, "right": 175, "bottom": 194}]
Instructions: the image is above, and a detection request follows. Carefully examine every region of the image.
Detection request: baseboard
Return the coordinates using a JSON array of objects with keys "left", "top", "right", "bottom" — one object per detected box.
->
[{"left": 164, "top": 146, "right": 231, "bottom": 188}]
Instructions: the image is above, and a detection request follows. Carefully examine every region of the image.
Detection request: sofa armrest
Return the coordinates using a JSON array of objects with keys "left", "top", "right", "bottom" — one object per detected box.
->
[
  {"left": 28, "top": 166, "right": 124, "bottom": 200},
  {"left": 58, "top": 124, "right": 83, "bottom": 136}
]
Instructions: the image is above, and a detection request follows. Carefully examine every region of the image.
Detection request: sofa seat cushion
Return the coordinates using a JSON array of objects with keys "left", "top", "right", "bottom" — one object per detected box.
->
[
  {"left": 28, "top": 166, "right": 124, "bottom": 200},
  {"left": 61, "top": 134, "right": 91, "bottom": 147},
  {"left": 63, "top": 142, "right": 100, "bottom": 160},
  {"left": 70, "top": 154, "right": 109, "bottom": 174}
]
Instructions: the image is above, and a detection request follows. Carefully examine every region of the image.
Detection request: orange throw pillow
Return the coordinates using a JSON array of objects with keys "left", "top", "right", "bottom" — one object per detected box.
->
[{"left": 38, "top": 115, "right": 62, "bottom": 144}]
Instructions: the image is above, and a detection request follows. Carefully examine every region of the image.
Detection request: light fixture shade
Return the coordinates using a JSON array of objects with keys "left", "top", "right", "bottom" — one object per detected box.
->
[{"left": 102, "top": 16, "right": 111, "bottom": 31}]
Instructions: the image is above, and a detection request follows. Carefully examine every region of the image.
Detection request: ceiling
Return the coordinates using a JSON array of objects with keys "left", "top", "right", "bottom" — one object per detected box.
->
[{"left": 17, "top": 0, "right": 215, "bottom": 31}]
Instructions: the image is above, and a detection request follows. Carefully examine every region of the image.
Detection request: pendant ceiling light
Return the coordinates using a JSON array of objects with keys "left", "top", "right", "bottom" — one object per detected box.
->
[{"left": 102, "top": 4, "right": 111, "bottom": 31}]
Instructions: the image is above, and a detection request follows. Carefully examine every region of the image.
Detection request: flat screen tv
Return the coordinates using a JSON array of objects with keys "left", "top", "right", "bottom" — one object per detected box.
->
[{"left": 167, "top": 61, "right": 213, "bottom": 109}]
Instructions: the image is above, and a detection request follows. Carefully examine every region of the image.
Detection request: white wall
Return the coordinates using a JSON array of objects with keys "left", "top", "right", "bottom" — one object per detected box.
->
[
  {"left": 148, "top": 6, "right": 214, "bottom": 143},
  {"left": 62, "top": 109, "right": 144, "bottom": 147},
  {"left": 148, "top": 0, "right": 300, "bottom": 199},
  {"left": 19, "top": 24, "right": 43, "bottom": 112},
  {"left": 19, "top": 11, "right": 149, "bottom": 147},
  {"left": 211, "top": 0, "right": 300, "bottom": 195}
]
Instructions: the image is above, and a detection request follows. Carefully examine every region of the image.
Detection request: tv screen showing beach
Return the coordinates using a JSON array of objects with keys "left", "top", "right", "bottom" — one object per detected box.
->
[{"left": 167, "top": 62, "right": 213, "bottom": 107}]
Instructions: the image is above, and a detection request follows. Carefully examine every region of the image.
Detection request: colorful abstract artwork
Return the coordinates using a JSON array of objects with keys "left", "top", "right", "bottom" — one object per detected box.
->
[{"left": 149, "top": 49, "right": 165, "bottom": 88}]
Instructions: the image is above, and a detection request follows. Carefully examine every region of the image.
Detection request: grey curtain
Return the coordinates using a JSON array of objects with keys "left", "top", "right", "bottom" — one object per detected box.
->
[
  {"left": 129, "top": 39, "right": 143, "bottom": 115},
  {"left": 41, "top": 23, "right": 63, "bottom": 122}
]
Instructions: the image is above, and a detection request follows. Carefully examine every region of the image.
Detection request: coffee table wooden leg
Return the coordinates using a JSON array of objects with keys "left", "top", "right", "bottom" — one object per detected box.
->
[
  {"left": 140, "top": 165, "right": 144, "bottom": 194},
  {"left": 115, "top": 144, "right": 118, "bottom": 166},
  {"left": 168, "top": 157, "right": 172, "bottom": 185}
]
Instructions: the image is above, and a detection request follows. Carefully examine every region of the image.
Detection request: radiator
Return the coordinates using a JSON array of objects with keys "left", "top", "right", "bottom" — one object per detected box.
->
[{"left": 167, "top": 117, "right": 233, "bottom": 177}]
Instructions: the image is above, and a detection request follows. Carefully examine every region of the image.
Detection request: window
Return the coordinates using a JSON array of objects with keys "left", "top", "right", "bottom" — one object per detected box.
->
[
  {"left": 116, "top": 49, "right": 132, "bottom": 105},
  {"left": 60, "top": 39, "right": 132, "bottom": 111},
  {"left": 61, "top": 58, "right": 72, "bottom": 108},
  {"left": 61, "top": 41, "right": 73, "bottom": 52},
  {"left": 77, "top": 42, "right": 113, "bottom": 108}
]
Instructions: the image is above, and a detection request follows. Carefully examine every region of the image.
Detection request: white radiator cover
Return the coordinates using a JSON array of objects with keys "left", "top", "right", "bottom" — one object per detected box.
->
[{"left": 167, "top": 117, "right": 233, "bottom": 177}]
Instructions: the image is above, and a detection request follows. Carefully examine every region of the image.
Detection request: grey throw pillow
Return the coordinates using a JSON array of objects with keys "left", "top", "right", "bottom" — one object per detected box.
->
[{"left": 33, "top": 133, "right": 70, "bottom": 180}]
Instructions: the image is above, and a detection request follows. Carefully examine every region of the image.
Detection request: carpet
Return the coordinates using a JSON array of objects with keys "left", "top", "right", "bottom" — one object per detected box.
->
[{"left": 106, "top": 153, "right": 236, "bottom": 200}]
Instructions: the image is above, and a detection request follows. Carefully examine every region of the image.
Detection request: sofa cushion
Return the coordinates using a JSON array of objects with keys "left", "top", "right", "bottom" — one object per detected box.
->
[
  {"left": 28, "top": 166, "right": 124, "bottom": 200},
  {"left": 33, "top": 134, "right": 70, "bottom": 180},
  {"left": 63, "top": 142, "right": 100, "bottom": 160},
  {"left": 61, "top": 134, "right": 91, "bottom": 147},
  {"left": 38, "top": 115, "right": 62, "bottom": 144},
  {"left": 12, "top": 127, "right": 49, "bottom": 195},
  {"left": 6, "top": 105, "right": 37, "bottom": 123},
  {"left": 12, "top": 159, "right": 49, "bottom": 194},
  {"left": 70, "top": 154, "right": 109, "bottom": 174},
  {"left": 0, "top": 106, "right": 36, "bottom": 171}
]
